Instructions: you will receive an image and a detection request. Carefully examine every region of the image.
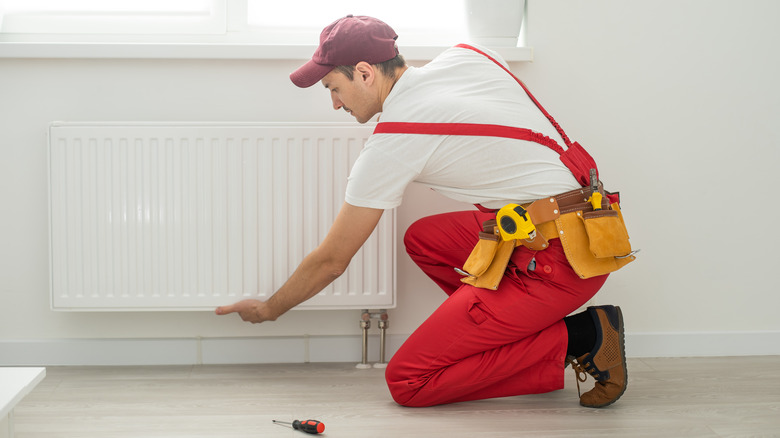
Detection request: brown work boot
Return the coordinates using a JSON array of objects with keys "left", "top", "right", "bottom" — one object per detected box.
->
[{"left": 567, "top": 305, "right": 627, "bottom": 408}]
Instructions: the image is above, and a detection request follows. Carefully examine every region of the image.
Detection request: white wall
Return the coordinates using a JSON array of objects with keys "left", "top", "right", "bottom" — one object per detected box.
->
[
  {"left": 517, "top": 0, "right": 780, "bottom": 337},
  {"left": 1, "top": 0, "right": 779, "bottom": 365}
]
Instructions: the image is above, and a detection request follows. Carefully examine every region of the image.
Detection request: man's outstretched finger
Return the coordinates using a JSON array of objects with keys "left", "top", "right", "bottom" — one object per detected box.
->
[
  {"left": 215, "top": 305, "right": 236, "bottom": 315},
  {"left": 215, "top": 299, "right": 269, "bottom": 324}
]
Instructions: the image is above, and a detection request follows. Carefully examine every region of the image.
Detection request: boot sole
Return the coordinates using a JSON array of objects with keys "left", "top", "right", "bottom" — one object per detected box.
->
[{"left": 581, "top": 305, "right": 628, "bottom": 408}]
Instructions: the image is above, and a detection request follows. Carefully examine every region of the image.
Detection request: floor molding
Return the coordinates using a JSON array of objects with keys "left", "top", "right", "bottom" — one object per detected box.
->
[
  {"left": 626, "top": 331, "right": 780, "bottom": 358},
  {"left": 0, "top": 335, "right": 405, "bottom": 366},
  {"left": 2, "top": 331, "right": 779, "bottom": 366}
]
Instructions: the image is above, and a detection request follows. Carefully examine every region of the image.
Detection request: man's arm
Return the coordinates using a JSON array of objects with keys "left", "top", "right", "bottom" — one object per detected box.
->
[{"left": 215, "top": 202, "right": 384, "bottom": 323}]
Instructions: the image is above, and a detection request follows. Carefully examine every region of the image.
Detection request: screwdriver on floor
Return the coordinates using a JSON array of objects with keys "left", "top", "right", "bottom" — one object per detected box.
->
[{"left": 272, "top": 419, "right": 325, "bottom": 434}]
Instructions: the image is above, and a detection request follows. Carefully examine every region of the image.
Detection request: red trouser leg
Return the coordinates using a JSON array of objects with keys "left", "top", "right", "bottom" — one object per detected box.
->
[
  {"left": 403, "top": 210, "right": 488, "bottom": 295},
  {"left": 388, "top": 210, "right": 607, "bottom": 407}
]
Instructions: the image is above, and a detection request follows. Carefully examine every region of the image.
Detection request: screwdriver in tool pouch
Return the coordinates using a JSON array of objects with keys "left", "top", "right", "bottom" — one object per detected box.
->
[{"left": 272, "top": 419, "right": 325, "bottom": 434}]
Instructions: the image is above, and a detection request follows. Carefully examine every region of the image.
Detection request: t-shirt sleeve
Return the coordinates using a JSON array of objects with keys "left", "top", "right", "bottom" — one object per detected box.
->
[{"left": 344, "top": 145, "right": 419, "bottom": 210}]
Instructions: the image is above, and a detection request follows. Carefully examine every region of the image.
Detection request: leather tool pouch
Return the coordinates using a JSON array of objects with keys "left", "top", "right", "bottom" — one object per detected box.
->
[
  {"left": 556, "top": 202, "right": 635, "bottom": 279},
  {"left": 581, "top": 208, "right": 631, "bottom": 258},
  {"left": 460, "top": 220, "right": 517, "bottom": 290}
]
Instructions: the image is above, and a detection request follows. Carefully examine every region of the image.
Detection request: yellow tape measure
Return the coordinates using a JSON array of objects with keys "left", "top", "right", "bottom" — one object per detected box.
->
[{"left": 496, "top": 204, "right": 536, "bottom": 241}]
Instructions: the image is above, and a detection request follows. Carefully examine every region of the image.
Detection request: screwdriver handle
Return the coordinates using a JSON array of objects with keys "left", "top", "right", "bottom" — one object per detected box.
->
[{"left": 293, "top": 419, "right": 325, "bottom": 434}]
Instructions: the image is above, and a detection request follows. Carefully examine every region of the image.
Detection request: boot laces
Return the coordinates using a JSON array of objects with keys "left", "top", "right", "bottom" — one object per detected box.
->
[{"left": 567, "top": 357, "right": 601, "bottom": 397}]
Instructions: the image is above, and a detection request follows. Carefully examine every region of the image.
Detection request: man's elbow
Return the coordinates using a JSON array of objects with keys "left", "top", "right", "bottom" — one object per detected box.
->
[
  {"left": 325, "top": 260, "right": 349, "bottom": 281},
  {"left": 311, "top": 248, "right": 350, "bottom": 281}
]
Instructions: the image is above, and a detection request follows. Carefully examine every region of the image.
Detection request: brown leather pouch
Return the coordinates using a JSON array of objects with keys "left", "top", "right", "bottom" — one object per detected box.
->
[
  {"left": 461, "top": 230, "right": 500, "bottom": 278},
  {"left": 580, "top": 209, "right": 632, "bottom": 258},
  {"left": 556, "top": 202, "right": 635, "bottom": 279},
  {"left": 459, "top": 220, "right": 517, "bottom": 290},
  {"left": 460, "top": 238, "right": 516, "bottom": 290}
]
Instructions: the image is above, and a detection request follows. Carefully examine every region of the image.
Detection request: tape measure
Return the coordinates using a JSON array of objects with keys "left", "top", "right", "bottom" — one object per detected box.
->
[{"left": 496, "top": 204, "right": 536, "bottom": 241}]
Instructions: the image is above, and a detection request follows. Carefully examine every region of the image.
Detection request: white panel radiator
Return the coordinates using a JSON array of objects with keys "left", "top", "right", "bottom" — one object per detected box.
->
[{"left": 47, "top": 122, "right": 395, "bottom": 311}]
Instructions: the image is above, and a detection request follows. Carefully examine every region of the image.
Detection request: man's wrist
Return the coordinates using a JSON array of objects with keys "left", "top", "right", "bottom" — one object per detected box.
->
[{"left": 263, "top": 295, "right": 287, "bottom": 322}]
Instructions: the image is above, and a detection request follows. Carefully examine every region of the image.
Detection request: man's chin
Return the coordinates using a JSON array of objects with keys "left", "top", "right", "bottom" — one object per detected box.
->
[{"left": 349, "top": 112, "right": 378, "bottom": 124}]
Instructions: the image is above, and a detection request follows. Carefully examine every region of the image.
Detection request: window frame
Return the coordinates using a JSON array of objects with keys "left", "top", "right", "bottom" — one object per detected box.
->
[
  {"left": 0, "top": 0, "right": 226, "bottom": 35},
  {"left": 0, "top": 0, "right": 532, "bottom": 61}
]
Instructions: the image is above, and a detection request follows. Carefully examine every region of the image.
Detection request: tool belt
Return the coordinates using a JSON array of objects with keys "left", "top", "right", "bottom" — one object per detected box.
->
[{"left": 459, "top": 183, "right": 636, "bottom": 290}]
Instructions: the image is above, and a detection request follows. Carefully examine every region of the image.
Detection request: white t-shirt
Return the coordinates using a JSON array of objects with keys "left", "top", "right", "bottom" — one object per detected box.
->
[{"left": 344, "top": 45, "right": 580, "bottom": 210}]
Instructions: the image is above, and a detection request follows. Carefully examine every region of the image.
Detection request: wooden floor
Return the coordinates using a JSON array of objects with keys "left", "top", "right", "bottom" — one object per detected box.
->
[{"left": 13, "top": 356, "right": 780, "bottom": 437}]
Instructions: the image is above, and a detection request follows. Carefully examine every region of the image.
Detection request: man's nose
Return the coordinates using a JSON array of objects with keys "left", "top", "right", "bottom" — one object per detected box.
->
[{"left": 331, "top": 95, "right": 343, "bottom": 111}]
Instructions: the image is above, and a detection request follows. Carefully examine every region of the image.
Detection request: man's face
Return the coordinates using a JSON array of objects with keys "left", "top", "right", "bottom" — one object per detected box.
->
[{"left": 321, "top": 68, "right": 379, "bottom": 124}]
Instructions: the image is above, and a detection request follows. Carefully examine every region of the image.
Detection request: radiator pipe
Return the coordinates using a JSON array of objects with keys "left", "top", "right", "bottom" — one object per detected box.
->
[
  {"left": 356, "top": 316, "right": 372, "bottom": 369},
  {"left": 356, "top": 309, "right": 389, "bottom": 369},
  {"left": 377, "top": 317, "right": 389, "bottom": 367}
]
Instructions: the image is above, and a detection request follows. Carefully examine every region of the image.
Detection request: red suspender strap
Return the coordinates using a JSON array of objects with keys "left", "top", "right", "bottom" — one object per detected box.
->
[
  {"left": 453, "top": 43, "right": 573, "bottom": 148},
  {"left": 372, "top": 122, "right": 565, "bottom": 155}
]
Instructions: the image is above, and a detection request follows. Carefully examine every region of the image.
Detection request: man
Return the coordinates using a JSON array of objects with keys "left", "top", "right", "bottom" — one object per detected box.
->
[{"left": 216, "top": 15, "right": 628, "bottom": 408}]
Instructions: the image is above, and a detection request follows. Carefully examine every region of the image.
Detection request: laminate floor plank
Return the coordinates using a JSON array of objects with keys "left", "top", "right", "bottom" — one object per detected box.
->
[{"left": 13, "top": 357, "right": 780, "bottom": 437}]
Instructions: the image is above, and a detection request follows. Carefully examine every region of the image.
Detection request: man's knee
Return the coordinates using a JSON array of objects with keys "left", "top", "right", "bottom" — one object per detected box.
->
[
  {"left": 403, "top": 216, "right": 430, "bottom": 256},
  {"left": 384, "top": 357, "right": 423, "bottom": 407}
]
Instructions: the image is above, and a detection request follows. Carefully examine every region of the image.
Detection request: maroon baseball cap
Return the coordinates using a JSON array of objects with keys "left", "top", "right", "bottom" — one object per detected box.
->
[{"left": 290, "top": 15, "right": 399, "bottom": 88}]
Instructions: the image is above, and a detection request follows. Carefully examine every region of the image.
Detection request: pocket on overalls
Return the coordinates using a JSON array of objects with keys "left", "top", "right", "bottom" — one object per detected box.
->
[{"left": 467, "top": 297, "right": 489, "bottom": 325}]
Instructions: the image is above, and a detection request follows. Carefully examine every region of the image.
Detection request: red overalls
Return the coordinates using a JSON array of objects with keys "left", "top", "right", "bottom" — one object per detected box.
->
[{"left": 383, "top": 45, "right": 609, "bottom": 407}]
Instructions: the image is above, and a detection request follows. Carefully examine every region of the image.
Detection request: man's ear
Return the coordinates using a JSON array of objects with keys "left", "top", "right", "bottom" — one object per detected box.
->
[{"left": 354, "top": 61, "right": 375, "bottom": 86}]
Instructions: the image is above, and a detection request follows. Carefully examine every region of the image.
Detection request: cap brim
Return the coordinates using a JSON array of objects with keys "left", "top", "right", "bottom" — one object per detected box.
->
[{"left": 290, "top": 60, "right": 335, "bottom": 88}]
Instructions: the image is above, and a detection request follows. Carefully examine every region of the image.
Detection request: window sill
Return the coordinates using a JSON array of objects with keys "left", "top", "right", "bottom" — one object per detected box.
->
[{"left": 0, "top": 41, "right": 533, "bottom": 62}]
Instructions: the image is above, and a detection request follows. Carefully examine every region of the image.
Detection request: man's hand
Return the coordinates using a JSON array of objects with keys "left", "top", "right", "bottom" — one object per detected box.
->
[
  {"left": 215, "top": 203, "right": 384, "bottom": 325},
  {"left": 215, "top": 299, "right": 277, "bottom": 324}
]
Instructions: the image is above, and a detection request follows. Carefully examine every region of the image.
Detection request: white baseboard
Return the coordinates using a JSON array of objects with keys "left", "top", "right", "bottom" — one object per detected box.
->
[
  {"left": 0, "top": 335, "right": 406, "bottom": 366},
  {"left": 1, "top": 331, "right": 779, "bottom": 366},
  {"left": 626, "top": 331, "right": 780, "bottom": 358}
]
